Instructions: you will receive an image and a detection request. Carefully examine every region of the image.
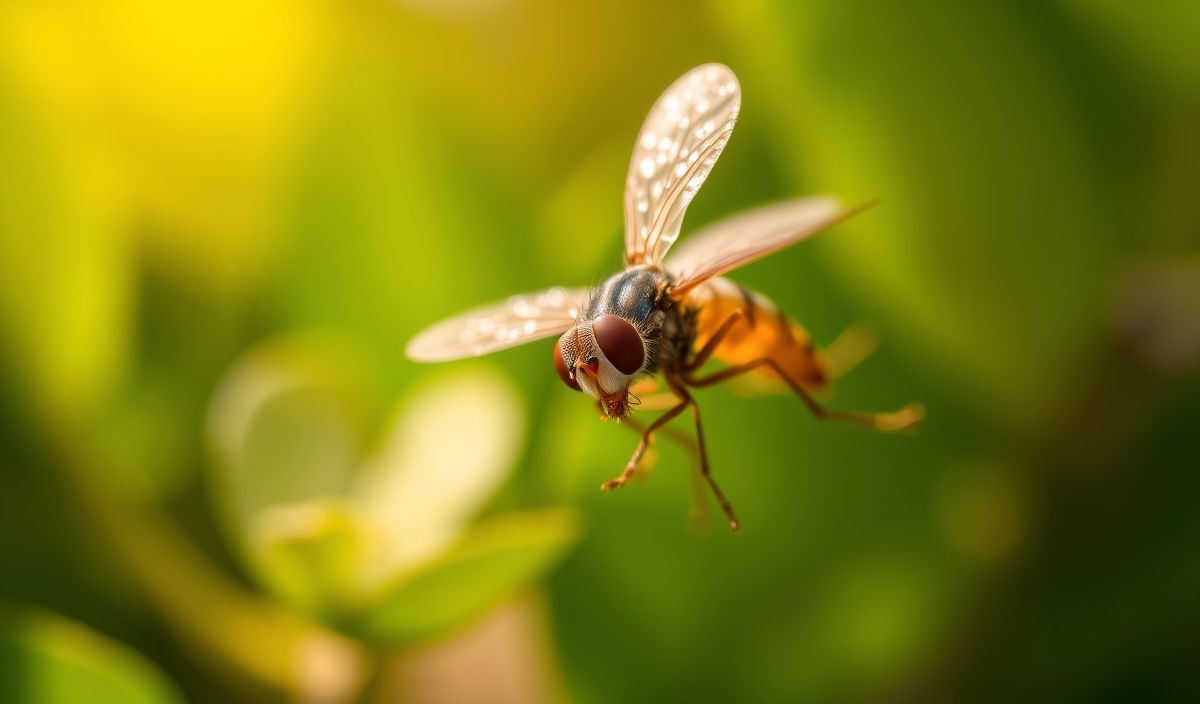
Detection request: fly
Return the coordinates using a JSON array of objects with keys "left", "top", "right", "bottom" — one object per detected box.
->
[{"left": 406, "top": 64, "right": 923, "bottom": 531}]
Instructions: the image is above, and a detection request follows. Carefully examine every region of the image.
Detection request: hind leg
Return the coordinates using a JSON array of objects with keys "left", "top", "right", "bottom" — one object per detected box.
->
[
  {"left": 685, "top": 358, "right": 923, "bottom": 432},
  {"left": 680, "top": 310, "right": 920, "bottom": 431}
]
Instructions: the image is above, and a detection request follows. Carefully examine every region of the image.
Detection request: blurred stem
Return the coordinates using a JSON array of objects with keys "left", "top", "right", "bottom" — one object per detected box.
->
[{"left": 44, "top": 418, "right": 367, "bottom": 702}]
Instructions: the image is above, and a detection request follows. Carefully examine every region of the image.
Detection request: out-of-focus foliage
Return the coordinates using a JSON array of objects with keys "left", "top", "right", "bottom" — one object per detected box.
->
[
  {"left": 0, "top": 608, "right": 182, "bottom": 704},
  {"left": 207, "top": 340, "right": 578, "bottom": 643},
  {"left": 0, "top": 0, "right": 1197, "bottom": 702}
]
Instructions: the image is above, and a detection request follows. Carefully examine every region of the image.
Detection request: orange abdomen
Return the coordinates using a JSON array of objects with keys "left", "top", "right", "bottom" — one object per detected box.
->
[{"left": 687, "top": 277, "right": 828, "bottom": 388}]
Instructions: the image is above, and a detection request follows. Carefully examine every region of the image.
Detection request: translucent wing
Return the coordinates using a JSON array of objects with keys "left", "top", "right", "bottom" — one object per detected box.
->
[
  {"left": 624, "top": 64, "right": 740, "bottom": 266},
  {"left": 406, "top": 287, "right": 587, "bottom": 362},
  {"left": 665, "top": 197, "right": 871, "bottom": 297}
]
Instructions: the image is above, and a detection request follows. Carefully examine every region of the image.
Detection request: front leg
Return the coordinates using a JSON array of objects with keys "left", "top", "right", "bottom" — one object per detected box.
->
[
  {"left": 601, "top": 398, "right": 690, "bottom": 492},
  {"left": 618, "top": 413, "right": 698, "bottom": 462}
]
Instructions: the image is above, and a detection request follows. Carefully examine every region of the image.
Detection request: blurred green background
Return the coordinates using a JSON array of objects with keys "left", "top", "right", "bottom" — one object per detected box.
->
[{"left": 2, "top": 1, "right": 1199, "bottom": 702}]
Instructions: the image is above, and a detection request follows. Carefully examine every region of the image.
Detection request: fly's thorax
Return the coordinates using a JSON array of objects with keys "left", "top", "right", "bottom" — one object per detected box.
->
[{"left": 584, "top": 266, "right": 672, "bottom": 323}]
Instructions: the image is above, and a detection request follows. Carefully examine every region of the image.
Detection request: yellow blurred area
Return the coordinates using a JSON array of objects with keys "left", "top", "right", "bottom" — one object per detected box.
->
[{"left": 0, "top": 0, "right": 331, "bottom": 293}]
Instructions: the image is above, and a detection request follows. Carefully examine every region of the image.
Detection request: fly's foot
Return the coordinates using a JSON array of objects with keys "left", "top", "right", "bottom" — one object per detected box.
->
[
  {"left": 875, "top": 403, "right": 925, "bottom": 433},
  {"left": 600, "top": 476, "right": 628, "bottom": 492},
  {"left": 601, "top": 460, "right": 640, "bottom": 492},
  {"left": 602, "top": 436, "right": 658, "bottom": 491}
]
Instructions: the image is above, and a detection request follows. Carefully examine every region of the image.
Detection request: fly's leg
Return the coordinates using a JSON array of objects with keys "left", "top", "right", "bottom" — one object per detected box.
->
[
  {"left": 665, "top": 373, "right": 740, "bottom": 531},
  {"left": 683, "top": 309, "right": 919, "bottom": 430},
  {"left": 685, "top": 359, "right": 923, "bottom": 432},
  {"left": 685, "top": 310, "right": 747, "bottom": 373},
  {"left": 607, "top": 379, "right": 739, "bottom": 531},
  {"left": 601, "top": 399, "right": 689, "bottom": 492},
  {"left": 613, "top": 409, "right": 694, "bottom": 478},
  {"left": 618, "top": 400, "right": 712, "bottom": 530},
  {"left": 619, "top": 413, "right": 698, "bottom": 463}
]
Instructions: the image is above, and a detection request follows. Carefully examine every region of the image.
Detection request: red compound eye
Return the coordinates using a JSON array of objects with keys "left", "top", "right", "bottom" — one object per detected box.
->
[
  {"left": 593, "top": 315, "right": 645, "bottom": 375},
  {"left": 553, "top": 336, "right": 581, "bottom": 391}
]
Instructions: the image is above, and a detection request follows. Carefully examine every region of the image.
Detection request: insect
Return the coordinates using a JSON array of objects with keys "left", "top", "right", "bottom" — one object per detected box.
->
[{"left": 406, "top": 64, "right": 922, "bottom": 531}]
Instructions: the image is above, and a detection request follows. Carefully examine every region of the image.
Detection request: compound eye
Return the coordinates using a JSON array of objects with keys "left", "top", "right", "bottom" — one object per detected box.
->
[
  {"left": 553, "top": 336, "right": 581, "bottom": 391},
  {"left": 593, "top": 315, "right": 645, "bottom": 375}
]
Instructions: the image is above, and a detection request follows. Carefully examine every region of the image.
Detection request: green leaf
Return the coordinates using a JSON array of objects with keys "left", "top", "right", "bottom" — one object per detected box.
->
[
  {"left": 208, "top": 335, "right": 370, "bottom": 545},
  {"left": 351, "top": 367, "right": 525, "bottom": 580},
  {"left": 350, "top": 507, "right": 580, "bottom": 645},
  {"left": 0, "top": 608, "right": 182, "bottom": 704},
  {"left": 248, "top": 500, "right": 370, "bottom": 621}
]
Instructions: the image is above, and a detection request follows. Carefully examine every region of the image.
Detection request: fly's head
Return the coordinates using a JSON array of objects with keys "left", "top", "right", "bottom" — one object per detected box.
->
[{"left": 553, "top": 314, "right": 649, "bottom": 418}]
